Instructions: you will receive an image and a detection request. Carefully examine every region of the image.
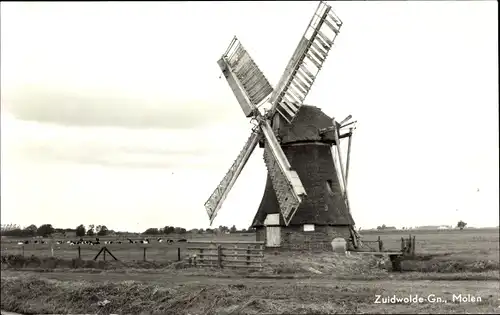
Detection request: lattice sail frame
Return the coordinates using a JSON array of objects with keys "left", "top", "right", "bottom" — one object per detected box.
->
[
  {"left": 269, "top": 1, "right": 343, "bottom": 123},
  {"left": 263, "top": 145, "right": 302, "bottom": 226},
  {"left": 204, "top": 130, "right": 262, "bottom": 225},
  {"left": 217, "top": 38, "right": 274, "bottom": 118}
]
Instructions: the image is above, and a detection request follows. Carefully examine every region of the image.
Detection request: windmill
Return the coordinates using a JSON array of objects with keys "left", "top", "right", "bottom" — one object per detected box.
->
[{"left": 205, "top": 1, "right": 360, "bottom": 249}]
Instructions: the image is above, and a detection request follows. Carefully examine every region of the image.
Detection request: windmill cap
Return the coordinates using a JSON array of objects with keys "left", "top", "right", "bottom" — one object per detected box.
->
[{"left": 276, "top": 105, "right": 344, "bottom": 145}]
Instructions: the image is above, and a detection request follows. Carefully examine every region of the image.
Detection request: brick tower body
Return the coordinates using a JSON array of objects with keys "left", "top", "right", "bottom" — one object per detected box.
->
[{"left": 252, "top": 105, "right": 355, "bottom": 250}]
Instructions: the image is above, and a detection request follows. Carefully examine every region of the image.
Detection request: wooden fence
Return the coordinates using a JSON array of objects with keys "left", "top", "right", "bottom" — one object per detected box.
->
[
  {"left": 1, "top": 245, "right": 184, "bottom": 262},
  {"left": 360, "top": 236, "right": 385, "bottom": 252},
  {"left": 359, "top": 234, "right": 416, "bottom": 255},
  {"left": 187, "top": 241, "right": 264, "bottom": 269}
]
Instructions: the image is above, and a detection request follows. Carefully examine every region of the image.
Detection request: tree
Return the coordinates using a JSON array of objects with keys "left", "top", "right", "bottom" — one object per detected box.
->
[
  {"left": 37, "top": 224, "right": 55, "bottom": 237},
  {"left": 87, "top": 224, "right": 95, "bottom": 236},
  {"left": 163, "top": 226, "right": 175, "bottom": 234},
  {"left": 230, "top": 225, "right": 237, "bottom": 233},
  {"left": 97, "top": 225, "right": 109, "bottom": 236},
  {"left": 457, "top": 220, "right": 467, "bottom": 230},
  {"left": 173, "top": 227, "right": 187, "bottom": 234},
  {"left": 24, "top": 224, "right": 38, "bottom": 237},
  {"left": 218, "top": 225, "right": 229, "bottom": 233},
  {"left": 143, "top": 228, "right": 160, "bottom": 235},
  {"left": 377, "top": 224, "right": 387, "bottom": 230},
  {"left": 76, "top": 224, "right": 86, "bottom": 237}
]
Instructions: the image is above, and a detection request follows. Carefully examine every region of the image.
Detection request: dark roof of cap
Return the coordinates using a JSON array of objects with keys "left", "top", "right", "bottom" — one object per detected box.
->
[{"left": 277, "top": 105, "right": 341, "bottom": 144}]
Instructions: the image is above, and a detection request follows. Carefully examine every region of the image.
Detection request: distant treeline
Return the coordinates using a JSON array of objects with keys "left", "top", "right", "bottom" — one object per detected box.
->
[
  {"left": 142, "top": 225, "right": 253, "bottom": 235},
  {"left": 0, "top": 224, "right": 255, "bottom": 238}
]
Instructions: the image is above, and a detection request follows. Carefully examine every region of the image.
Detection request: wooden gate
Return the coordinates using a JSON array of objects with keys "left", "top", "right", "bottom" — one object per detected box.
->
[{"left": 187, "top": 241, "right": 264, "bottom": 269}]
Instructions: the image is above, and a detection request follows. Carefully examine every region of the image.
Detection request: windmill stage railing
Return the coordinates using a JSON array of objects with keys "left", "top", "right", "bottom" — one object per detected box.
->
[{"left": 187, "top": 240, "right": 264, "bottom": 269}]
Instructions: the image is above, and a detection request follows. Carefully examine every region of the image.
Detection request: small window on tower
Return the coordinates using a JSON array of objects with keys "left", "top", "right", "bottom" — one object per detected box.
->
[
  {"left": 326, "top": 180, "right": 334, "bottom": 196},
  {"left": 303, "top": 224, "right": 315, "bottom": 232}
]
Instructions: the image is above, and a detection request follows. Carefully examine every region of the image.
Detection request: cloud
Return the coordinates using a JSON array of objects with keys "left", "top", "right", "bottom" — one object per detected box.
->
[
  {"left": 1, "top": 111, "right": 254, "bottom": 170},
  {"left": 1, "top": 85, "right": 239, "bottom": 129}
]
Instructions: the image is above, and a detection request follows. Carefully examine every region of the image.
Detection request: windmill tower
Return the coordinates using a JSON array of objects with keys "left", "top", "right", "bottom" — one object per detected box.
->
[{"left": 205, "top": 1, "right": 360, "bottom": 250}]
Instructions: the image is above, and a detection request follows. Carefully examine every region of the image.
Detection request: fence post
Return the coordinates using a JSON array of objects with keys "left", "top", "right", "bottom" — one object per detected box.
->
[
  {"left": 246, "top": 245, "right": 250, "bottom": 266},
  {"left": 177, "top": 247, "right": 181, "bottom": 261},
  {"left": 199, "top": 248, "right": 204, "bottom": 263},
  {"left": 143, "top": 248, "right": 147, "bottom": 261},
  {"left": 51, "top": 245, "right": 54, "bottom": 257},
  {"left": 78, "top": 246, "right": 81, "bottom": 259},
  {"left": 377, "top": 236, "right": 383, "bottom": 251},
  {"left": 217, "top": 245, "right": 222, "bottom": 268},
  {"left": 412, "top": 236, "right": 416, "bottom": 255},
  {"left": 103, "top": 248, "right": 106, "bottom": 261},
  {"left": 400, "top": 237, "right": 404, "bottom": 251},
  {"left": 22, "top": 246, "right": 24, "bottom": 257}
]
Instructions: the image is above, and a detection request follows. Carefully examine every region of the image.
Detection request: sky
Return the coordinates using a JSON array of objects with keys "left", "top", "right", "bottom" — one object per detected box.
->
[{"left": 1, "top": 1, "right": 498, "bottom": 232}]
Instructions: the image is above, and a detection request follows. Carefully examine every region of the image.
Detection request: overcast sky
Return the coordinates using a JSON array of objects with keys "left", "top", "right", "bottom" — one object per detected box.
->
[{"left": 1, "top": 1, "right": 498, "bottom": 232}]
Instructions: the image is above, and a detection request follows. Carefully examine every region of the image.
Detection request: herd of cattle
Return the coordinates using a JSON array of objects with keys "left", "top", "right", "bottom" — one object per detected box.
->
[{"left": 15, "top": 237, "right": 188, "bottom": 246}]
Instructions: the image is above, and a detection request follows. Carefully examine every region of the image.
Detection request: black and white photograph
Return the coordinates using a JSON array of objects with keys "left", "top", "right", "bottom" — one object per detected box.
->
[{"left": 0, "top": 1, "right": 498, "bottom": 314}]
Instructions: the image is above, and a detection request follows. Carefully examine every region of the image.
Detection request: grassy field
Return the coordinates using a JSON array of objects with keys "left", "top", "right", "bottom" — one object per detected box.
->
[
  {"left": 0, "top": 233, "right": 258, "bottom": 262},
  {"left": 1, "top": 228, "right": 499, "bottom": 314},
  {"left": 2, "top": 228, "right": 498, "bottom": 262}
]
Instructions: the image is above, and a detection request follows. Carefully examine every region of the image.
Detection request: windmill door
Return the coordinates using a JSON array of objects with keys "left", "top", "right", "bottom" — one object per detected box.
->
[
  {"left": 264, "top": 214, "right": 281, "bottom": 247},
  {"left": 266, "top": 226, "right": 281, "bottom": 247}
]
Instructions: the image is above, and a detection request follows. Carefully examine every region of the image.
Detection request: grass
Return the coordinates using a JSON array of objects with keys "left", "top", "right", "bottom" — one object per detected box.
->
[{"left": 1, "top": 273, "right": 499, "bottom": 314}]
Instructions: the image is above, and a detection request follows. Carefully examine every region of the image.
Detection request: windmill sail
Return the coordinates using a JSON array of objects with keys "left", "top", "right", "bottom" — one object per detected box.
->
[
  {"left": 259, "top": 119, "right": 306, "bottom": 226},
  {"left": 204, "top": 130, "right": 262, "bottom": 225},
  {"left": 218, "top": 37, "right": 274, "bottom": 117},
  {"left": 270, "top": 1, "right": 343, "bottom": 123}
]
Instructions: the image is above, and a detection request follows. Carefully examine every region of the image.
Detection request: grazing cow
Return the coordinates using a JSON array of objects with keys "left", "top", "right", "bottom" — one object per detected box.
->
[
  {"left": 56, "top": 241, "right": 63, "bottom": 245},
  {"left": 128, "top": 238, "right": 134, "bottom": 244},
  {"left": 178, "top": 239, "right": 187, "bottom": 242},
  {"left": 157, "top": 238, "right": 163, "bottom": 243},
  {"left": 167, "top": 239, "right": 174, "bottom": 244},
  {"left": 116, "top": 241, "right": 122, "bottom": 244}
]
